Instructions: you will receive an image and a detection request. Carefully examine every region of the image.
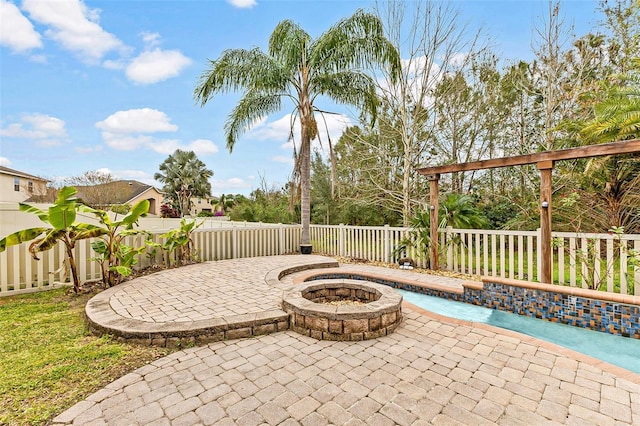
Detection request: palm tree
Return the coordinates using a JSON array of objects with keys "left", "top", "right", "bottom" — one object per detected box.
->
[
  {"left": 580, "top": 86, "right": 640, "bottom": 143},
  {"left": 194, "top": 10, "right": 400, "bottom": 253},
  {"left": 573, "top": 58, "right": 640, "bottom": 232},
  {"left": 440, "top": 193, "right": 488, "bottom": 229},
  {"left": 154, "top": 150, "right": 213, "bottom": 217}
]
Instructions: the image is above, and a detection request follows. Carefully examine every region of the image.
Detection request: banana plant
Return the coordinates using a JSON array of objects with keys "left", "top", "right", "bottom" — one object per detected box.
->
[
  {"left": 0, "top": 186, "right": 107, "bottom": 293},
  {"left": 159, "top": 218, "right": 203, "bottom": 266},
  {"left": 87, "top": 199, "right": 150, "bottom": 287}
]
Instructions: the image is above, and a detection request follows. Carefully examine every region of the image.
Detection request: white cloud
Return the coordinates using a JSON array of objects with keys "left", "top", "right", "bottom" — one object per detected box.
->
[
  {"left": 148, "top": 138, "right": 219, "bottom": 156},
  {"left": 114, "top": 169, "right": 156, "bottom": 185},
  {"left": 248, "top": 113, "right": 352, "bottom": 153},
  {"left": 102, "top": 58, "right": 126, "bottom": 70},
  {"left": 188, "top": 139, "right": 219, "bottom": 155},
  {"left": 0, "top": 157, "right": 12, "bottom": 166},
  {"left": 75, "top": 145, "right": 103, "bottom": 154},
  {"left": 96, "top": 108, "right": 178, "bottom": 133},
  {"left": 126, "top": 48, "right": 191, "bottom": 84},
  {"left": 22, "top": 0, "right": 124, "bottom": 63},
  {"left": 272, "top": 155, "right": 294, "bottom": 165},
  {"left": 22, "top": 113, "right": 68, "bottom": 136},
  {"left": 210, "top": 177, "right": 253, "bottom": 194},
  {"left": 96, "top": 109, "right": 218, "bottom": 155},
  {"left": 101, "top": 132, "right": 155, "bottom": 151},
  {"left": 447, "top": 52, "right": 469, "bottom": 68},
  {"left": 29, "top": 53, "right": 47, "bottom": 63},
  {"left": 227, "top": 0, "right": 257, "bottom": 8},
  {"left": 248, "top": 114, "right": 295, "bottom": 142},
  {"left": 0, "top": 0, "right": 42, "bottom": 53},
  {"left": 79, "top": 167, "right": 156, "bottom": 185},
  {"left": 0, "top": 113, "right": 69, "bottom": 146},
  {"left": 378, "top": 55, "right": 443, "bottom": 108},
  {"left": 148, "top": 139, "right": 183, "bottom": 155},
  {"left": 141, "top": 31, "right": 161, "bottom": 48}
]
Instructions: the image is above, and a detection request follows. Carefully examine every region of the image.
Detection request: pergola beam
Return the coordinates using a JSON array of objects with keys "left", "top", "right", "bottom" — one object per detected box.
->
[{"left": 417, "top": 139, "right": 640, "bottom": 175}]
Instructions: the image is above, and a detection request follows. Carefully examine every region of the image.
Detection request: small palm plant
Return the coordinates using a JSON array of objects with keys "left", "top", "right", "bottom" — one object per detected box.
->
[{"left": 394, "top": 193, "right": 488, "bottom": 268}]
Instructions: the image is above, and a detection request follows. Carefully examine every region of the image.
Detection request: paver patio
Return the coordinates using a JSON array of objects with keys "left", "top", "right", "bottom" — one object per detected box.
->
[{"left": 53, "top": 255, "right": 640, "bottom": 425}]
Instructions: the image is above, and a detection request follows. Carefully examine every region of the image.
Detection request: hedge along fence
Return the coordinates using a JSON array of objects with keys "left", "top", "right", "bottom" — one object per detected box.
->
[{"left": 0, "top": 224, "right": 301, "bottom": 297}]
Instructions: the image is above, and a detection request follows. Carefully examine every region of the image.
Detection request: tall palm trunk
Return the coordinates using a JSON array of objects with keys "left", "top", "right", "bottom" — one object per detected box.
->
[{"left": 299, "top": 106, "right": 313, "bottom": 248}]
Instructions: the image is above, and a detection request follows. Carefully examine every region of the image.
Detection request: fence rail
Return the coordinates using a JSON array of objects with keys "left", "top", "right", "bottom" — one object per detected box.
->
[{"left": 1, "top": 222, "right": 638, "bottom": 297}]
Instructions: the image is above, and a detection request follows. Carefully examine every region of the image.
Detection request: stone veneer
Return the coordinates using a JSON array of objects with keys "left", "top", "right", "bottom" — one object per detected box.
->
[{"left": 282, "top": 280, "right": 403, "bottom": 341}]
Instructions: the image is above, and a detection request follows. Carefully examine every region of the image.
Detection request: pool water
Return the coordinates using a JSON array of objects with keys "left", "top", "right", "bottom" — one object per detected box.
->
[{"left": 397, "top": 289, "right": 640, "bottom": 374}]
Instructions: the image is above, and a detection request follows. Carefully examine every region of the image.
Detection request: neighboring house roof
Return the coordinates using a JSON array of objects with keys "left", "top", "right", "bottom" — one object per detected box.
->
[
  {"left": 75, "top": 180, "right": 163, "bottom": 205},
  {"left": 0, "top": 166, "right": 49, "bottom": 182}
]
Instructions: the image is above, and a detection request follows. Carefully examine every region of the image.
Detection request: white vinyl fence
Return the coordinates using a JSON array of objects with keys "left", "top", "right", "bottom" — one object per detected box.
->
[
  {"left": 310, "top": 224, "right": 640, "bottom": 295},
  {"left": 0, "top": 224, "right": 301, "bottom": 297},
  {"left": 1, "top": 222, "right": 638, "bottom": 297}
]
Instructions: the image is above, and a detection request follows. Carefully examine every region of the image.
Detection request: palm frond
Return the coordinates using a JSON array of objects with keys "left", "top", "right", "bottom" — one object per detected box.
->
[
  {"left": 268, "top": 20, "right": 312, "bottom": 74},
  {"left": 580, "top": 79, "right": 640, "bottom": 143},
  {"left": 194, "top": 48, "right": 287, "bottom": 105},
  {"left": 311, "top": 9, "right": 400, "bottom": 83},
  {"left": 29, "top": 229, "right": 67, "bottom": 260},
  {"left": 311, "top": 71, "right": 378, "bottom": 119},
  {"left": 224, "top": 92, "right": 284, "bottom": 151}
]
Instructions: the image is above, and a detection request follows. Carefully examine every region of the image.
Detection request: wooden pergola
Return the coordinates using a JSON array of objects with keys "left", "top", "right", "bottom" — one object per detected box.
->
[{"left": 416, "top": 139, "right": 640, "bottom": 283}]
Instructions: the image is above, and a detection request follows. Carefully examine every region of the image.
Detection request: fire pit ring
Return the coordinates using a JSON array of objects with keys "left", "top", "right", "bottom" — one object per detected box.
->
[{"left": 282, "top": 279, "right": 402, "bottom": 341}]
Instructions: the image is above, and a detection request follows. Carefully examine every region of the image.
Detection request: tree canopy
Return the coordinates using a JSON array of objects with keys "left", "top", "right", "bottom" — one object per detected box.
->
[
  {"left": 194, "top": 9, "right": 400, "bottom": 250},
  {"left": 154, "top": 150, "right": 213, "bottom": 218}
]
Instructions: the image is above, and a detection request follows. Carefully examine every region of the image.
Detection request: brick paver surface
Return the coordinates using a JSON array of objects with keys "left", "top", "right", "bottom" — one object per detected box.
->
[
  {"left": 52, "top": 255, "right": 640, "bottom": 425},
  {"left": 108, "top": 256, "right": 330, "bottom": 323}
]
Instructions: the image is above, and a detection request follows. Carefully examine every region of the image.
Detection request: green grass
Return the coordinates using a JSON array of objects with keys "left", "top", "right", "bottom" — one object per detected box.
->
[
  {"left": 0, "top": 289, "right": 175, "bottom": 426},
  {"left": 447, "top": 246, "right": 636, "bottom": 293}
]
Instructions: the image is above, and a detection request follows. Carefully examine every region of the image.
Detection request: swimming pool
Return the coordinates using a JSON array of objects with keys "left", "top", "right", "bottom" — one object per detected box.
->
[{"left": 397, "top": 289, "right": 640, "bottom": 374}]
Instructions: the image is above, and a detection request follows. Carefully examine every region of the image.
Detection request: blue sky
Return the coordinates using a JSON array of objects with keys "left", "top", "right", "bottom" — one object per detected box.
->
[{"left": 1, "top": 0, "right": 600, "bottom": 196}]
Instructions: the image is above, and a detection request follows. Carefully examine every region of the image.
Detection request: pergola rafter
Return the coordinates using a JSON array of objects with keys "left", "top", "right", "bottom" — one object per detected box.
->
[{"left": 416, "top": 139, "right": 640, "bottom": 283}]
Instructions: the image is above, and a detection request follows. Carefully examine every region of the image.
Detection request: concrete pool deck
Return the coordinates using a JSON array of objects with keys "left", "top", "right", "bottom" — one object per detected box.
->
[{"left": 53, "top": 255, "right": 640, "bottom": 425}]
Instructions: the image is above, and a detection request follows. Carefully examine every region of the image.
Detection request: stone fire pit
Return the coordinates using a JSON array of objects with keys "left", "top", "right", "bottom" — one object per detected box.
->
[{"left": 282, "top": 279, "right": 402, "bottom": 341}]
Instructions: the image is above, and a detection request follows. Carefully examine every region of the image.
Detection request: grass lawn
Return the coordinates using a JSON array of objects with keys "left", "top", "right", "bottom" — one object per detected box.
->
[{"left": 0, "top": 288, "right": 176, "bottom": 426}]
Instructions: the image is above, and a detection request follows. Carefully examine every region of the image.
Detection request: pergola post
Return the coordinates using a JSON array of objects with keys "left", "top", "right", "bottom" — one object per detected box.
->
[
  {"left": 538, "top": 160, "right": 554, "bottom": 284},
  {"left": 427, "top": 174, "right": 440, "bottom": 270}
]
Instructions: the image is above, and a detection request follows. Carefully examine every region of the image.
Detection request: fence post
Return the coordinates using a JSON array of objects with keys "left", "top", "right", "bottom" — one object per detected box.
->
[
  {"left": 278, "top": 224, "right": 284, "bottom": 255},
  {"left": 338, "top": 224, "right": 345, "bottom": 257},
  {"left": 536, "top": 228, "right": 542, "bottom": 282},
  {"left": 232, "top": 227, "right": 238, "bottom": 259},
  {"left": 384, "top": 224, "right": 390, "bottom": 263},
  {"left": 446, "top": 226, "right": 453, "bottom": 270}
]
